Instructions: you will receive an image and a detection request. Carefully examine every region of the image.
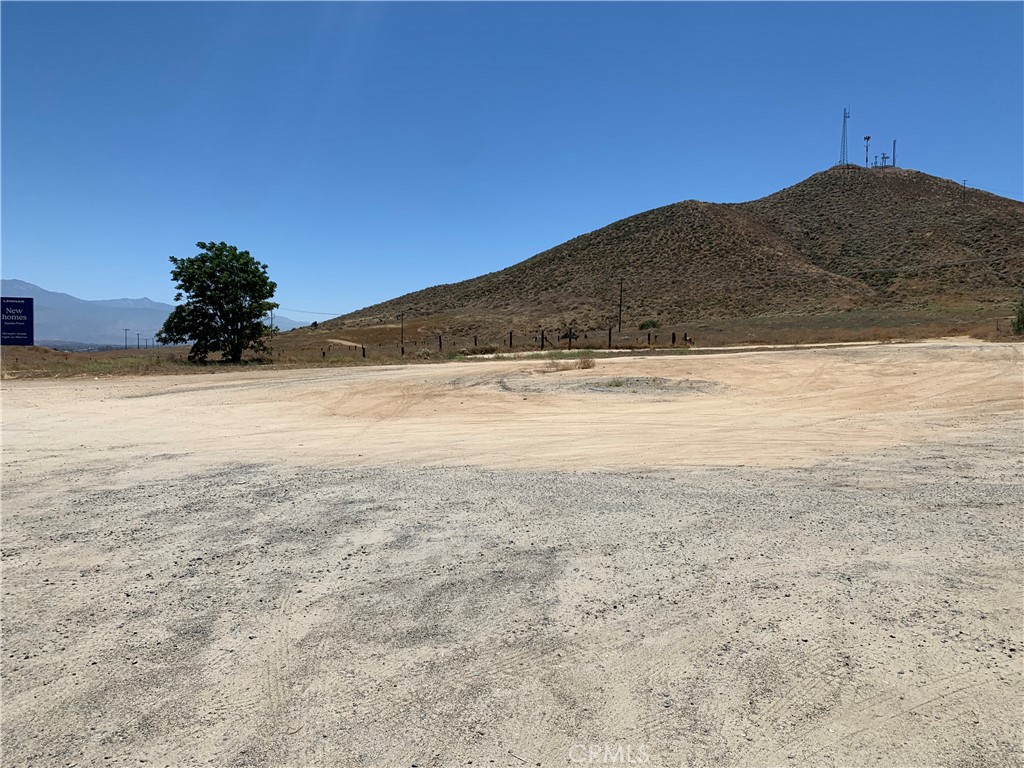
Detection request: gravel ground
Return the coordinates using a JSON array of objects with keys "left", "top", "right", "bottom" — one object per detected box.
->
[
  {"left": 1, "top": 340, "right": 1021, "bottom": 767},
  {"left": 3, "top": 433, "right": 1021, "bottom": 767}
]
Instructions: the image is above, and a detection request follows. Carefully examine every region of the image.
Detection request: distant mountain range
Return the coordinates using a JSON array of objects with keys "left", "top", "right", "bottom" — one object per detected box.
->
[{"left": 0, "top": 279, "right": 304, "bottom": 348}]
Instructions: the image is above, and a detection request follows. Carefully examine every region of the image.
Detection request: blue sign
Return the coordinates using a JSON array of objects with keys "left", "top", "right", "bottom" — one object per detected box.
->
[{"left": 1, "top": 297, "right": 34, "bottom": 346}]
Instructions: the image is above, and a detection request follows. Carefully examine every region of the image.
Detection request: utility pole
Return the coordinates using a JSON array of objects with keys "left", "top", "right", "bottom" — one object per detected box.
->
[
  {"left": 398, "top": 312, "right": 405, "bottom": 356},
  {"left": 124, "top": 328, "right": 129, "bottom": 350},
  {"left": 618, "top": 277, "right": 623, "bottom": 333},
  {"left": 136, "top": 332, "right": 140, "bottom": 350},
  {"left": 962, "top": 180, "right": 968, "bottom": 203}
]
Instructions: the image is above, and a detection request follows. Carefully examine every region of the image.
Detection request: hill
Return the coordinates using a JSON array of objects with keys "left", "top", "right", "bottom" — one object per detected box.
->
[
  {"left": 322, "top": 167, "right": 1023, "bottom": 337},
  {"left": 0, "top": 279, "right": 305, "bottom": 347}
]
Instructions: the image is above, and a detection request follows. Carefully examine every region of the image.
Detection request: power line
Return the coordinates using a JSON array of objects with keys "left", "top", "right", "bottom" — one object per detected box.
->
[{"left": 277, "top": 307, "right": 345, "bottom": 316}]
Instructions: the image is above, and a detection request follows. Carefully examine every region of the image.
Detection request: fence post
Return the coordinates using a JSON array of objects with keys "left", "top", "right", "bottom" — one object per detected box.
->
[
  {"left": 608, "top": 327, "right": 612, "bottom": 349},
  {"left": 672, "top": 332, "right": 676, "bottom": 345},
  {"left": 541, "top": 330, "right": 545, "bottom": 350},
  {"left": 474, "top": 335, "right": 477, "bottom": 347},
  {"left": 438, "top": 334, "right": 442, "bottom": 351},
  {"left": 362, "top": 345, "right": 366, "bottom": 358},
  {"left": 647, "top": 332, "right": 651, "bottom": 345},
  {"left": 568, "top": 330, "right": 573, "bottom": 351},
  {"left": 509, "top": 331, "right": 513, "bottom": 349}
]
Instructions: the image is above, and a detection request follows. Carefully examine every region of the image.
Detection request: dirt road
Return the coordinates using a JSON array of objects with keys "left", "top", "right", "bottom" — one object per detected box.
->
[{"left": 2, "top": 339, "right": 1021, "bottom": 766}]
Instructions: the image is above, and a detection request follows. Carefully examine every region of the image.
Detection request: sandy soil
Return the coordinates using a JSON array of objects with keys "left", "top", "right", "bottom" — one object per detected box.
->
[{"left": 1, "top": 339, "right": 1021, "bottom": 767}]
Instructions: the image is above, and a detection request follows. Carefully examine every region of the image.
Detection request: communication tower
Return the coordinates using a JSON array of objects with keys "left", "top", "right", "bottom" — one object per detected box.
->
[
  {"left": 864, "top": 136, "right": 871, "bottom": 167},
  {"left": 839, "top": 108, "right": 850, "bottom": 165}
]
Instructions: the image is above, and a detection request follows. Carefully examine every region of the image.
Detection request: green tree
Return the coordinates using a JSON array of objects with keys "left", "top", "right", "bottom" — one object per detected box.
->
[
  {"left": 156, "top": 241, "right": 279, "bottom": 363},
  {"left": 1013, "top": 293, "right": 1024, "bottom": 335}
]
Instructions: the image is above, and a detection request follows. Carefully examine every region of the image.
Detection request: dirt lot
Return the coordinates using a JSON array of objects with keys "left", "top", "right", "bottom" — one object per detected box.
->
[{"left": 2, "top": 339, "right": 1021, "bottom": 767}]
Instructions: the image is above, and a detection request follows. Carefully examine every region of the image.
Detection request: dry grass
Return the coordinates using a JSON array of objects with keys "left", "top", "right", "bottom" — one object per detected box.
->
[
  {"left": 538, "top": 349, "right": 598, "bottom": 373},
  {"left": 4, "top": 306, "right": 1017, "bottom": 381},
  {"left": 0, "top": 346, "right": 193, "bottom": 379}
]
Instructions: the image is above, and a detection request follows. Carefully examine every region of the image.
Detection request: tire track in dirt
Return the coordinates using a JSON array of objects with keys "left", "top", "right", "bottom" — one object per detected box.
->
[{"left": 767, "top": 662, "right": 1019, "bottom": 764}]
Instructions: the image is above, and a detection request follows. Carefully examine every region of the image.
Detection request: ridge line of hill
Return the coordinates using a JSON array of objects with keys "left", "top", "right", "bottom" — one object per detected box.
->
[{"left": 315, "top": 165, "right": 1022, "bottom": 336}]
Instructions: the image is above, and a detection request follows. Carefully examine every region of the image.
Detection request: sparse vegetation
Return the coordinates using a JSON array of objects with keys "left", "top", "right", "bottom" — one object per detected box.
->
[
  {"left": 0, "top": 347, "right": 194, "bottom": 379},
  {"left": 541, "top": 353, "right": 566, "bottom": 373},
  {"left": 540, "top": 349, "right": 598, "bottom": 372},
  {"left": 639, "top": 319, "right": 660, "bottom": 331}
]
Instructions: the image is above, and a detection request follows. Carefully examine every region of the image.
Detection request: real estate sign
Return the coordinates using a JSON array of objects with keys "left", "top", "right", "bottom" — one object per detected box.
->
[{"left": 1, "top": 297, "right": 34, "bottom": 346}]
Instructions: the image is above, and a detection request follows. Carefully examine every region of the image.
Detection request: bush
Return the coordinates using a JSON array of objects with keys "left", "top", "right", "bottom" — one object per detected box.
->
[
  {"left": 639, "top": 319, "right": 660, "bottom": 330},
  {"left": 1013, "top": 294, "right": 1024, "bottom": 335},
  {"left": 575, "top": 350, "right": 596, "bottom": 369},
  {"left": 540, "top": 349, "right": 596, "bottom": 372}
]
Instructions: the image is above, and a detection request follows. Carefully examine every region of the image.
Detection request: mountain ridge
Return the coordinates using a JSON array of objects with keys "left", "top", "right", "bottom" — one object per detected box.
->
[{"left": 0, "top": 279, "right": 304, "bottom": 346}]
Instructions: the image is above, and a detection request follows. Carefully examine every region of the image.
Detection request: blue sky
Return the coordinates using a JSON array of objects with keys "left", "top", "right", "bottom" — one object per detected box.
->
[{"left": 3, "top": 2, "right": 1022, "bottom": 320}]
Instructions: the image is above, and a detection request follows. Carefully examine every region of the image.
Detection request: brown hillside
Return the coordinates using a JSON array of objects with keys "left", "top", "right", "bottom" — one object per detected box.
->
[
  {"left": 740, "top": 166, "right": 1024, "bottom": 299},
  {"left": 323, "top": 166, "right": 1024, "bottom": 336}
]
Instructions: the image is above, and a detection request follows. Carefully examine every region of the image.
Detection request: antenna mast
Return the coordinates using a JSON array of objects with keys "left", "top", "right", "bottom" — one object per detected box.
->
[
  {"left": 864, "top": 135, "right": 871, "bottom": 168},
  {"left": 892, "top": 139, "right": 896, "bottom": 168},
  {"left": 839, "top": 108, "right": 850, "bottom": 165}
]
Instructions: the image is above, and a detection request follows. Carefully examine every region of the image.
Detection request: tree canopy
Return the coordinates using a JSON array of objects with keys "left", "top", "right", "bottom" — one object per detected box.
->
[{"left": 156, "top": 242, "right": 279, "bottom": 363}]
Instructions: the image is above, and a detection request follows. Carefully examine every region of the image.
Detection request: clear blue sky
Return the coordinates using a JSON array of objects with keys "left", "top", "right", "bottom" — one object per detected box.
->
[{"left": 3, "top": 2, "right": 1022, "bottom": 320}]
